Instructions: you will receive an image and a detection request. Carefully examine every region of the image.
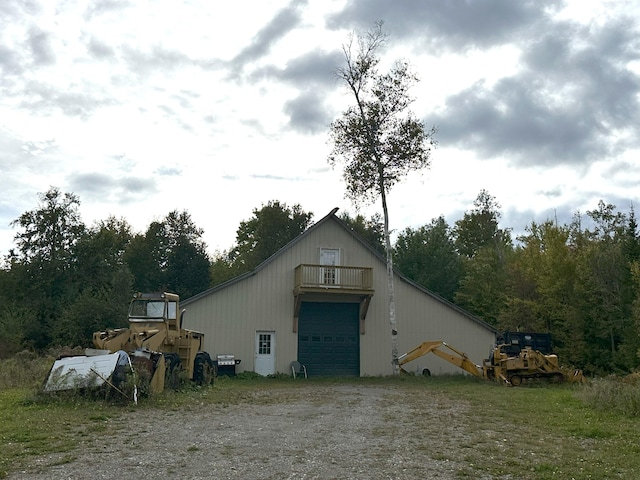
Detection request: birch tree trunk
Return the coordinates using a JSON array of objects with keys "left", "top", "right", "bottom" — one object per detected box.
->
[{"left": 380, "top": 177, "right": 399, "bottom": 374}]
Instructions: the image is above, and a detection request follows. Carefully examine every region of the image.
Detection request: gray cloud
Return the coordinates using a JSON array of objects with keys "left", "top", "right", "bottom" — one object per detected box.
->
[
  {"left": 250, "top": 49, "right": 343, "bottom": 87},
  {"left": 327, "top": 0, "right": 557, "bottom": 53},
  {"left": 0, "top": 45, "right": 25, "bottom": 76},
  {"left": 0, "top": 0, "right": 41, "bottom": 20},
  {"left": 21, "top": 138, "right": 58, "bottom": 156},
  {"left": 431, "top": 78, "right": 606, "bottom": 167},
  {"left": 122, "top": 45, "right": 194, "bottom": 76},
  {"left": 504, "top": 192, "right": 638, "bottom": 242},
  {"left": 429, "top": 14, "right": 640, "bottom": 167},
  {"left": 68, "top": 172, "right": 157, "bottom": 204},
  {"left": 19, "top": 81, "right": 117, "bottom": 118},
  {"left": 249, "top": 173, "right": 309, "bottom": 182},
  {"left": 229, "top": 0, "right": 308, "bottom": 76},
  {"left": 0, "top": 22, "right": 55, "bottom": 79},
  {"left": 284, "top": 89, "right": 331, "bottom": 134},
  {"left": 86, "top": 36, "right": 116, "bottom": 59},
  {"left": 83, "top": 0, "right": 132, "bottom": 20},
  {"left": 156, "top": 167, "right": 181, "bottom": 177},
  {"left": 248, "top": 49, "right": 342, "bottom": 134},
  {"left": 28, "top": 26, "right": 56, "bottom": 66}
]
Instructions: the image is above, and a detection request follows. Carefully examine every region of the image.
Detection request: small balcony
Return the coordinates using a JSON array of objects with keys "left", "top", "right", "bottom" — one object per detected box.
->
[
  {"left": 293, "top": 264, "right": 374, "bottom": 294},
  {"left": 293, "top": 264, "right": 375, "bottom": 332}
]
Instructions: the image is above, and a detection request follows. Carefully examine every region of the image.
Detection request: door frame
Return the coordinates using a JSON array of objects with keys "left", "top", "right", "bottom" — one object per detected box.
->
[{"left": 254, "top": 331, "right": 276, "bottom": 376}]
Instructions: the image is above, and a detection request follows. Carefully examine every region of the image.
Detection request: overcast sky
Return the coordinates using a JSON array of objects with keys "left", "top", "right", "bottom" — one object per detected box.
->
[{"left": 2, "top": 0, "right": 640, "bottom": 258}]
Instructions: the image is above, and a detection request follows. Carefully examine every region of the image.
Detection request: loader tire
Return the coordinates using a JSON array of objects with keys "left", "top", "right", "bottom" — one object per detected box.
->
[
  {"left": 509, "top": 375, "right": 523, "bottom": 386},
  {"left": 194, "top": 352, "right": 214, "bottom": 385}
]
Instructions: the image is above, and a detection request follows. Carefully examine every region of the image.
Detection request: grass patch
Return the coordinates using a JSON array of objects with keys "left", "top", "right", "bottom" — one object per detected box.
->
[
  {"left": 0, "top": 388, "right": 123, "bottom": 478},
  {"left": 411, "top": 375, "right": 640, "bottom": 479}
]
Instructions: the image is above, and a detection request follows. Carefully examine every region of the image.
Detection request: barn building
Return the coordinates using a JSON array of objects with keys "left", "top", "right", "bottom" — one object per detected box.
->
[{"left": 182, "top": 208, "right": 498, "bottom": 376}]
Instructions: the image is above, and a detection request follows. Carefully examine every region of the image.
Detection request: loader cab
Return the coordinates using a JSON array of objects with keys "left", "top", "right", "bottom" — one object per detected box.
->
[
  {"left": 128, "top": 292, "right": 179, "bottom": 325},
  {"left": 501, "top": 331, "right": 553, "bottom": 355}
]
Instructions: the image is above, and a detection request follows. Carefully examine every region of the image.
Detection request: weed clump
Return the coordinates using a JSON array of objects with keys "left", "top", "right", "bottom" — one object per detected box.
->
[
  {"left": 578, "top": 375, "right": 640, "bottom": 417},
  {"left": 0, "top": 351, "right": 55, "bottom": 390}
]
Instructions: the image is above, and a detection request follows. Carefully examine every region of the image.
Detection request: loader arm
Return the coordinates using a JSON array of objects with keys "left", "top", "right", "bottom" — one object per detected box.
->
[{"left": 396, "top": 341, "right": 483, "bottom": 378}]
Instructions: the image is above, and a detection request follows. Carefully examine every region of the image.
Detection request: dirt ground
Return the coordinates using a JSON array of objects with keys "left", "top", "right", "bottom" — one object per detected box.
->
[{"left": 7, "top": 383, "right": 492, "bottom": 480}]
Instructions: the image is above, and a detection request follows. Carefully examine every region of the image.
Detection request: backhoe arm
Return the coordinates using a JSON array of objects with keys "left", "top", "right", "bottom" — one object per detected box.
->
[{"left": 396, "top": 341, "right": 483, "bottom": 378}]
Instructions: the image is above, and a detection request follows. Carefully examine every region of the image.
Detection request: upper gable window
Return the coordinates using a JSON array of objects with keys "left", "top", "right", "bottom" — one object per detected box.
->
[{"left": 320, "top": 248, "right": 340, "bottom": 285}]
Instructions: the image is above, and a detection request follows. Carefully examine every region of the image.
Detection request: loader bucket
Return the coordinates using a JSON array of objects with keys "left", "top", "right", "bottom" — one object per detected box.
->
[
  {"left": 130, "top": 349, "right": 166, "bottom": 395},
  {"left": 43, "top": 350, "right": 131, "bottom": 392}
]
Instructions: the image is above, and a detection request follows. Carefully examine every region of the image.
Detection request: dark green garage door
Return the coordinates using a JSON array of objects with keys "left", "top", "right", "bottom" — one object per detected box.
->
[{"left": 298, "top": 302, "right": 360, "bottom": 376}]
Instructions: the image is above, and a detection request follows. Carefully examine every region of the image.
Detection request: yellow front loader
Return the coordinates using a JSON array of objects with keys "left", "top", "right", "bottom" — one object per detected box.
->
[
  {"left": 45, "top": 292, "right": 214, "bottom": 397},
  {"left": 92, "top": 292, "right": 214, "bottom": 393}
]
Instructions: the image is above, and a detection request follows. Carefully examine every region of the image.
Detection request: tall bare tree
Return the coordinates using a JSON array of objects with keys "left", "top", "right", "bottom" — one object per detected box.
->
[{"left": 328, "top": 21, "right": 436, "bottom": 373}]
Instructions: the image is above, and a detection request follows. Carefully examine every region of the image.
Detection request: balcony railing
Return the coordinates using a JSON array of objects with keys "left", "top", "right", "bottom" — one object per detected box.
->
[{"left": 294, "top": 264, "right": 374, "bottom": 293}]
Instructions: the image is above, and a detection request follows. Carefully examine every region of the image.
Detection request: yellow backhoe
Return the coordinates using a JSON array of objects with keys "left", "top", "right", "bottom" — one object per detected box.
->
[{"left": 395, "top": 335, "right": 584, "bottom": 386}]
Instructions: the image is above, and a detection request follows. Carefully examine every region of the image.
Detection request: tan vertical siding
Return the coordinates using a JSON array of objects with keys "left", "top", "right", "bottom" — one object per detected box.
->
[{"left": 182, "top": 215, "right": 496, "bottom": 376}]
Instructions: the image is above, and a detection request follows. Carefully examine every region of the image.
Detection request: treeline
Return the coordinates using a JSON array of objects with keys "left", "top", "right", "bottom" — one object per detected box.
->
[
  {"left": 0, "top": 188, "right": 312, "bottom": 356},
  {"left": 1, "top": 187, "right": 640, "bottom": 375},
  {"left": 393, "top": 190, "right": 640, "bottom": 375}
]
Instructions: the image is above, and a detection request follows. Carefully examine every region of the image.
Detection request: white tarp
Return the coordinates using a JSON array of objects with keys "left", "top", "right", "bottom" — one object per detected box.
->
[{"left": 44, "top": 351, "right": 129, "bottom": 392}]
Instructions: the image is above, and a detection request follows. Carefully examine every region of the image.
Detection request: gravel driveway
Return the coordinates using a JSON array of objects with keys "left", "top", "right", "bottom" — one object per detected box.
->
[{"left": 8, "top": 383, "right": 486, "bottom": 480}]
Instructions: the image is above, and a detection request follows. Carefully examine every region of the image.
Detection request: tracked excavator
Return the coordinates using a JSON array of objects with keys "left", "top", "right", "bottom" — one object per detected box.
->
[
  {"left": 44, "top": 292, "right": 214, "bottom": 396},
  {"left": 395, "top": 333, "right": 584, "bottom": 386}
]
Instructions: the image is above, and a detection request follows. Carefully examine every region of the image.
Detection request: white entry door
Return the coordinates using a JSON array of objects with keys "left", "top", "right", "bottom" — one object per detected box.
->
[{"left": 255, "top": 331, "right": 275, "bottom": 376}]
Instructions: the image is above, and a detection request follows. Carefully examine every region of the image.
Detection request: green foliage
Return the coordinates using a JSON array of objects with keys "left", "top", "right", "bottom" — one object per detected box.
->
[
  {"left": 124, "top": 210, "right": 210, "bottom": 298},
  {"left": 339, "top": 211, "right": 385, "bottom": 256},
  {"left": 6, "top": 187, "right": 86, "bottom": 349},
  {"left": 455, "top": 245, "right": 510, "bottom": 325},
  {"left": 74, "top": 216, "right": 133, "bottom": 293},
  {"left": 209, "top": 250, "right": 237, "bottom": 287},
  {"left": 393, "top": 192, "right": 640, "bottom": 375},
  {"left": 454, "top": 189, "right": 509, "bottom": 258},
  {"left": 9, "top": 187, "right": 85, "bottom": 266},
  {"left": 123, "top": 232, "right": 162, "bottom": 292},
  {"left": 54, "top": 217, "right": 136, "bottom": 346},
  {"left": 0, "top": 305, "right": 37, "bottom": 357},
  {"left": 53, "top": 288, "right": 130, "bottom": 347},
  {"left": 229, "top": 200, "right": 313, "bottom": 273},
  {"left": 231, "top": 371, "right": 265, "bottom": 380},
  {"left": 507, "top": 221, "right": 581, "bottom": 352},
  {"left": 453, "top": 191, "right": 512, "bottom": 324},
  {"left": 394, "top": 216, "right": 461, "bottom": 301},
  {"left": 165, "top": 236, "right": 211, "bottom": 298}
]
